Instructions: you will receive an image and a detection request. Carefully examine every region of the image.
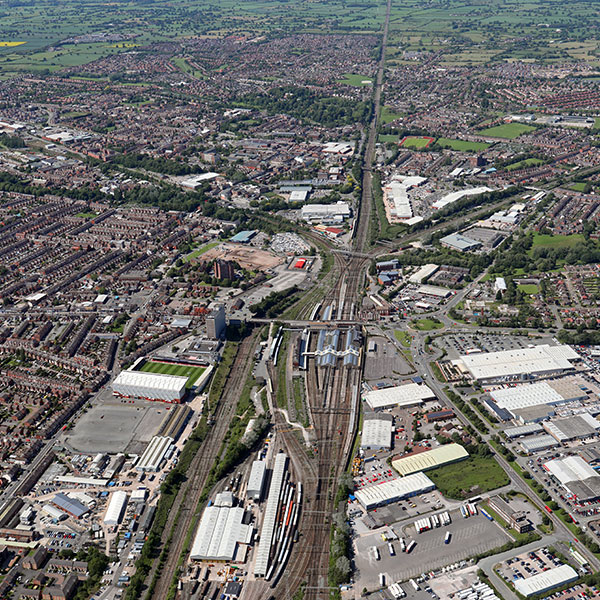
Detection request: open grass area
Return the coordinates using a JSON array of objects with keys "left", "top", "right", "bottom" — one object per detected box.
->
[
  {"left": 427, "top": 455, "right": 510, "bottom": 499},
  {"left": 139, "top": 360, "right": 206, "bottom": 389},
  {"left": 531, "top": 232, "right": 585, "bottom": 249},
  {"left": 479, "top": 122, "right": 535, "bottom": 139},
  {"left": 505, "top": 157, "right": 545, "bottom": 171},
  {"left": 380, "top": 106, "right": 404, "bottom": 124},
  {"left": 400, "top": 135, "right": 434, "bottom": 149},
  {"left": 411, "top": 318, "right": 443, "bottom": 331},
  {"left": 436, "top": 138, "right": 490, "bottom": 152},
  {"left": 394, "top": 330, "right": 412, "bottom": 347},
  {"left": 518, "top": 283, "right": 539, "bottom": 295},
  {"left": 75, "top": 211, "right": 98, "bottom": 219},
  {"left": 183, "top": 241, "right": 219, "bottom": 263},
  {"left": 378, "top": 134, "right": 399, "bottom": 143},
  {"left": 338, "top": 73, "right": 372, "bottom": 86},
  {"left": 570, "top": 182, "right": 589, "bottom": 192}
]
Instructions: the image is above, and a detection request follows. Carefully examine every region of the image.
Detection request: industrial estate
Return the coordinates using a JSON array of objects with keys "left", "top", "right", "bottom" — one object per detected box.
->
[{"left": 4, "top": 1, "right": 600, "bottom": 600}]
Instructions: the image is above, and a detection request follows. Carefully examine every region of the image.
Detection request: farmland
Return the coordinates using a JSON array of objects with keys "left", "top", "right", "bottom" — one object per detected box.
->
[{"left": 139, "top": 360, "right": 207, "bottom": 389}]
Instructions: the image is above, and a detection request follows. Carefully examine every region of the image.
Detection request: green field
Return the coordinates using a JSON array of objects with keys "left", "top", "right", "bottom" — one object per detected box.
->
[
  {"left": 394, "top": 330, "right": 412, "bottom": 347},
  {"left": 411, "top": 318, "right": 443, "bottom": 331},
  {"left": 400, "top": 136, "right": 433, "bottom": 149},
  {"left": 436, "top": 138, "right": 490, "bottom": 152},
  {"left": 570, "top": 182, "right": 589, "bottom": 192},
  {"left": 139, "top": 361, "right": 206, "bottom": 389},
  {"left": 183, "top": 241, "right": 219, "bottom": 263},
  {"left": 505, "top": 158, "right": 545, "bottom": 171},
  {"left": 427, "top": 455, "right": 510, "bottom": 499},
  {"left": 378, "top": 134, "right": 399, "bottom": 143},
  {"left": 380, "top": 106, "right": 404, "bottom": 124},
  {"left": 75, "top": 211, "right": 98, "bottom": 219},
  {"left": 531, "top": 233, "right": 585, "bottom": 249},
  {"left": 517, "top": 284, "right": 539, "bottom": 295},
  {"left": 479, "top": 123, "right": 535, "bottom": 139},
  {"left": 338, "top": 73, "right": 372, "bottom": 86}
]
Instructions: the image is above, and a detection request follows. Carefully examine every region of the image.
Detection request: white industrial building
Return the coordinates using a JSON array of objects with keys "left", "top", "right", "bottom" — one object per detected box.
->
[
  {"left": 300, "top": 201, "right": 351, "bottom": 223},
  {"left": 417, "top": 284, "right": 452, "bottom": 298},
  {"left": 514, "top": 564, "right": 578, "bottom": 597},
  {"left": 432, "top": 187, "right": 492, "bottom": 210},
  {"left": 408, "top": 264, "right": 438, "bottom": 284},
  {"left": 104, "top": 491, "right": 128, "bottom": 527},
  {"left": 519, "top": 435, "right": 558, "bottom": 454},
  {"left": 490, "top": 382, "right": 566, "bottom": 413},
  {"left": 247, "top": 461, "right": 267, "bottom": 502},
  {"left": 364, "top": 382, "right": 435, "bottom": 411},
  {"left": 544, "top": 455, "right": 600, "bottom": 501},
  {"left": 112, "top": 370, "right": 188, "bottom": 403},
  {"left": 190, "top": 505, "right": 252, "bottom": 562},
  {"left": 384, "top": 176, "right": 427, "bottom": 221},
  {"left": 452, "top": 344, "right": 579, "bottom": 383},
  {"left": 355, "top": 472, "right": 435, "bottom": 510},
  {"left": 361, "top": 415, "right": 393, "bottom": 450},
  {"left": 254, "top": 453, "right": 288, "bottom": 577},
  {"left": 136, "top": 436, "right": 174, "bottom": 472}
]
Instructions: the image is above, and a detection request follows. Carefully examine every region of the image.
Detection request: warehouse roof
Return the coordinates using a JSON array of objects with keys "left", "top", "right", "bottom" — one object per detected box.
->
[
  {"left": 490, "top": 382, "right": 566, "bottom": 412},
  {"left": 514, "top": 564, "right": 578, "bottom": 597},
  {"left": 364, "top": 382, "right": 435, "bottom": 410},
  {"left": 51, "top": 493, "right": 88, "bottom": 518},
  {"left": 190, "top": 506, "right": 252, "bottom": 561},
  {"left": 453, "top": 345, "right": 579, "bottom": 381},
  {"left": 104, "top": 491, "right": 128, "bottom": 526},
  {"left": 136, "top": 436, "right": 174, "bottom": 472},
  {"left": 504, "top": 423, "right": 543, "bottom": 438},
  {"left": 544, "top": 414, "right": 600, "bottom": 442},
  {"left": 392, "top": 444, "right": 469, "bottom": 476},
  {"left": 520, "top": 435, "right": 558, "bottom": 453},
  {"left": 113, "top": 370, "right": 189, "bottom": 393},
  {"left": 230, "top": 230, "right": 257, "bottom": 243},
  {"left": 361, "top": 417, "right": 393, "bottom": 449},
  {"left": 408, "top": 264, "right": 438, "bottom": 284},
  {"left": 354, "top": 472, "right": 435, "bottom": 509},
  {"left": 545, "top": 455, "right": 597, "bottom": 483}
]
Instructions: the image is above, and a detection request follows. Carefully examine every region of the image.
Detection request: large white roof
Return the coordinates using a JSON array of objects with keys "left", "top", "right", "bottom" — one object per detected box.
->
[
  {"left": 490, "top": 382, "right": 565, "bottom": 411},
  {"left": 190, "top": 506, "right": 252, "bottom": 561},
  {"left": 544, "top": 455, "right": 597, "bottom": 484},
  {"left": 103, "top": 491, "right": 128, "bottom": 526},
  {"left": 113, "top": 370, "right": 189, "bottom": 392},
  {"left": 355, "top": 472, "right": 435, "bottom": 509},
  {"left": 364, "top": 383, "right": 435, "bottom": 410},
  {"left": 361, "top": 419, "right": 393, "bottom": 449},
  {"left": 514, "top": 564, "right": 578, "bottom": 597},
  {"left": 454, "top": 344, "right": 579, "bottom": 381}
]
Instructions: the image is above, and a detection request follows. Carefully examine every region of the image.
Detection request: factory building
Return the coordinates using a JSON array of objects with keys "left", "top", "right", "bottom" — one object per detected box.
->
[
  {"left": 392, "top": 443, "right": 469, "bottom": 477},
  {"left": 543, "top": 414, "right": 600, "bottom": 443},
  {"left": 50, "top": 493, "right": 89, "bottom": 519},
  {"left": 519, "top": 435, "right": 559, "bottom": 454},
  {"left": 544, "top": 455, "right": 600, "bottom": 502},
  {"left": 364, "top": 382, "right": 436, "bottom": 411},
  {"left": 439, "top": 233, "right": 481, "bottom": 252},
  {"left": 504, "top": 423, "right": 544, "bottom": 439},
  {"left": 300, "top": 201, "right": 351, "bottom": 223},
  {"left": 453, "top": 344, "right": 580, "bottom": 384},
  {"left": 103, "top": 491, "right": 128, "bottom": 527},
  {"left": 355, "top": 472, "right": 435, "bottom": 510},
  {"left": 361, "top": 414, "right": 393, "bottom": 450},
  {"left": 112, "top": 370, "right": 188, "bottom": 403},
  {"left": 514, "top": 564, "right": 578, "bottom": 597},
  {"left": 136, "top": 436, "right": 174, "bottom": 472},
  {"left": 247, "top": 461, "right": 267, "bottom": 502}
]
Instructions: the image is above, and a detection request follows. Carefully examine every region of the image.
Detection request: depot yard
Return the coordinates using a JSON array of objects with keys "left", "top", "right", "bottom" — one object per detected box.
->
[
  {"left": 479, "top": 122, "right": 535, "bottom": 139},
  {"left": 426, "top": 456, "right": 510, "bottom": 499},
  {"left": 139, "top": 360, "right": 206, "bottom": 388},
  {"left": 353, "top": 509, "right": 511, "bottom": 587}
]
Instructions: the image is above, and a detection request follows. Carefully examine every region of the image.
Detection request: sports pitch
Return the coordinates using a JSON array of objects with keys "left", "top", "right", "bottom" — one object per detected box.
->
[
  {"left": 399, "top": 135, "right": 434, "bottom": 149},
  {"left": 139, "top": 360, "right": 206, "bottom": 388}
]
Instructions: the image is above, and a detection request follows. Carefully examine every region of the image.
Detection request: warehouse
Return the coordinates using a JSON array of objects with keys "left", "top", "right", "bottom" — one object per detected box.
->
[
  {"left": 42, "top": 505, "right": 67, "bottom": 521},
  {"left": 504, "top": 423, "right": 544, "bottom": 439},
  {"left": 408, "top": 263, "right": 438, "bottom": 284},
  {"left": 392, "top": 443, "right": 469, "bottom": 477},
  {"left": 103, "top": 491, "right": 128, "bottom": 527},
  {"left": 247, "top": 461, "right": 267, "bottom": 502},
  {"left": 543, "top": 414, "right": 600, "bottom": 442},
  {"left": 520, "top": 435, "right": 559, "bottom": 454},
  {"left": 417, "top": 284, "right": 452, "bottom": 298},
  {"left": 354, "top": 472, "right": 435, "bottom": 510},
  {"left": 452, "top": 345, "right": 580, "bottom": 383},
  {"left": 361, "top": 414, "right": 393, "bottom": 450},
  {"left": 488, "top": 382, "right": 568, "bottom": 420},
  {"left": 50, "top": 493, "right": 89, "bottom": 519},
  {"left": 363, "top": 382, "right": 436, "bottom": 410},
  {"left": 112, "top": 370, "right": 188, "bottom": 403},
  {"left": 136, "top": 436, "right": 174, "bottom": 472},
  {"left": 300, "top": 201, "right": 351, "bottom": 223},
  {"left": 190, "top": 505, "right": 253, "bottom": 562},
  {"left": 439, "top": 233, "right": 481, "bottom": 252},
  {"left": 544, "top": 455, "right": 600, "bottom": 501},
  {"left": 514, "top": 564, "right": 578, "bottom": 597}
]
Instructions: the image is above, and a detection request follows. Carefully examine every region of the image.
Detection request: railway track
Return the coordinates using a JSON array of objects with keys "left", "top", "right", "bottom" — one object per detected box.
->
[{"left": 149, "top": 332, "right": 259, "bottom": 600}]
